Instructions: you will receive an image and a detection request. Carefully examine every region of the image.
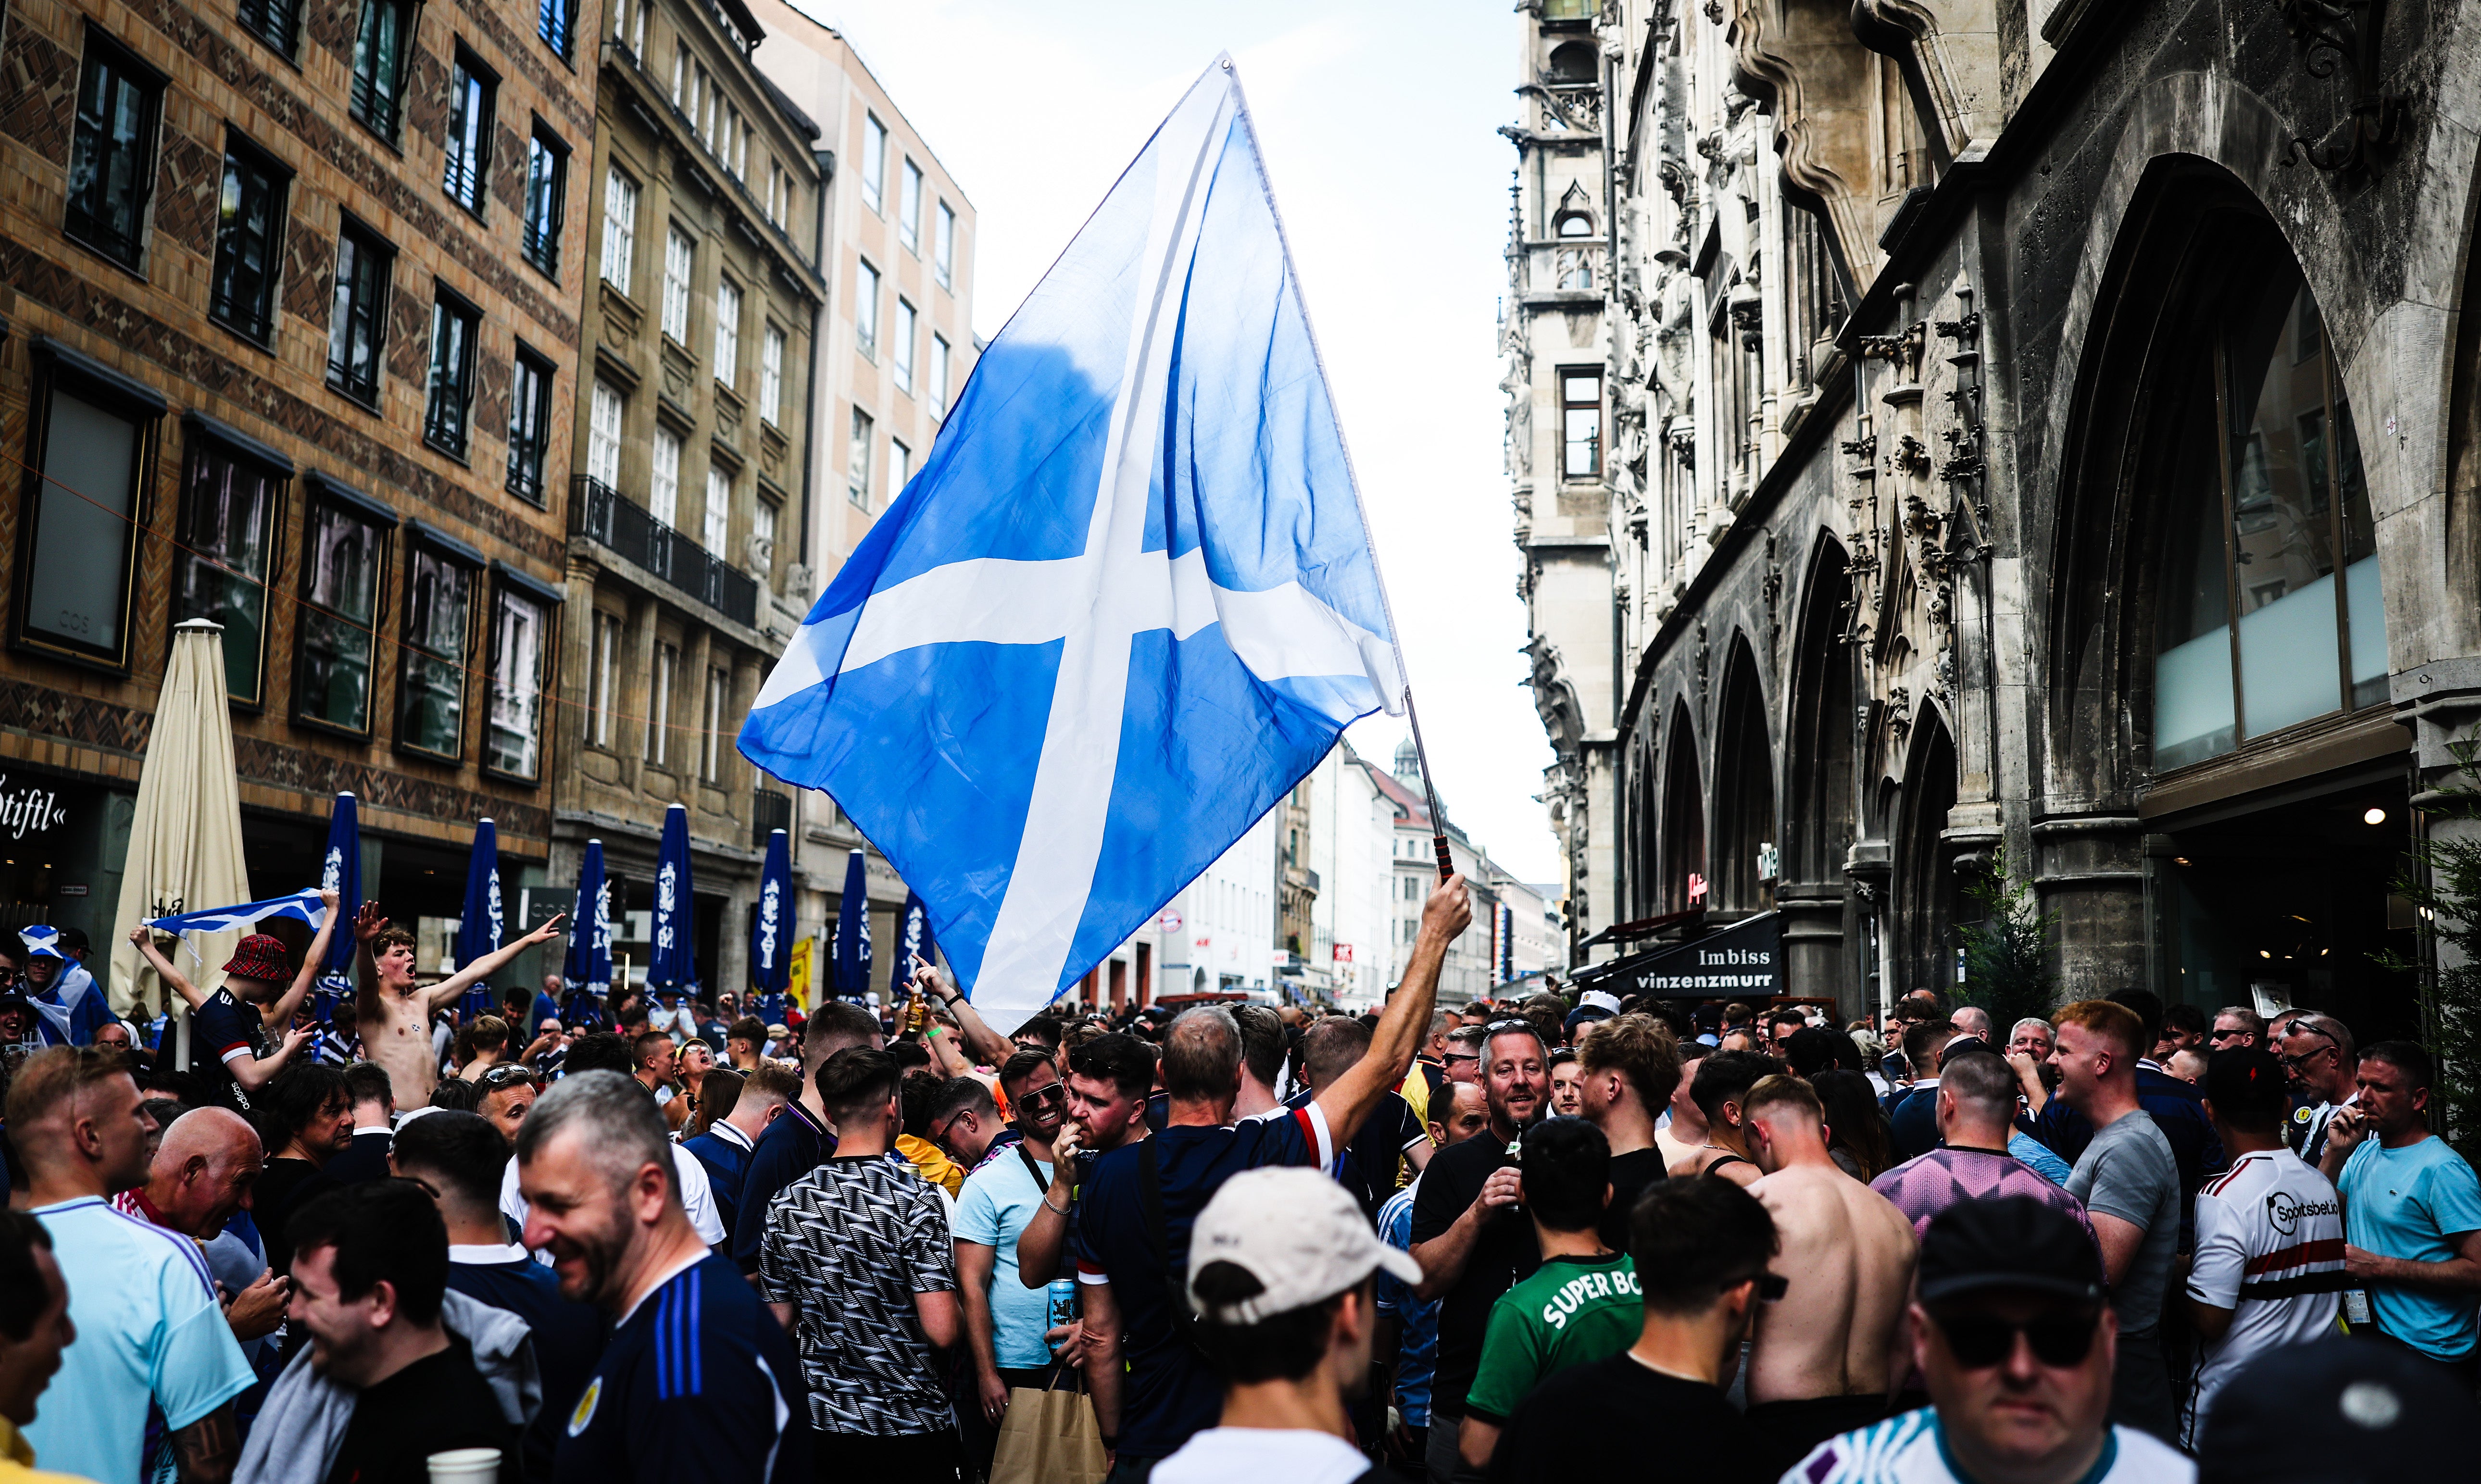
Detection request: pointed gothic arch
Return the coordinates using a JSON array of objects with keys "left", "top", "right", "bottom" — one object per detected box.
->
[
  {"left": 1660, "top": 701, "right": 1706, "bottom": 913},
  {"left": 1711, "top": 636, "right": 1777, "bottom": 912},
  {"left": 1891, "top": 705, "right": 1959, "bottom": 998}
]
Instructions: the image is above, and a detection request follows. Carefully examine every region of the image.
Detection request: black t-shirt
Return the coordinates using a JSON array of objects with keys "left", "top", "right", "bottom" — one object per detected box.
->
[
  {"left": 1284, "top": 1087, "right": 1426, "bottom": 1219},
  {"left": 1485, "top": 1352, "right": 1772, "bottom": 1484},
  {"left": 193, "top": 988, "right": 267, "bottom": 1112},
  {"left": 1602, "top": 1147, "right": 1667, "bottom": 1253},
  {"left": 325, "top": 1337, "right": 515, "bottom": 1484},
  {"left": 1409, "top": 1129, "right": 1534, "bottom": 1421},
  {"left": 255, "top": 1158, "right": 325, "bottom": 1273}
]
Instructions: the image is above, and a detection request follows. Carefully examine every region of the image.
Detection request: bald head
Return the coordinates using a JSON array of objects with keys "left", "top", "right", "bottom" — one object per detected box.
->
[{"left": 146, "top": 1108, "right": 263, "bottom": 1239}]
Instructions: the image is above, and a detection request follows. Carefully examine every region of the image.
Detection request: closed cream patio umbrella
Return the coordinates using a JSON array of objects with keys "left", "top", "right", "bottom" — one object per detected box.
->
[{"left": 109, "top": 619, "right": 251, "bottom": 1060}]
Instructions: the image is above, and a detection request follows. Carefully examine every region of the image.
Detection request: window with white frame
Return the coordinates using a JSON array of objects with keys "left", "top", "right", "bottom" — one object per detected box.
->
[
  {"left": 893, "top": 299, "right": 915, "bottom": 393},
  {"left": 702, "top": 665, "right": 728, "bottom": 781},
  {"left": 862, "top": 112, "right": 885, "bottom": 212},
  {"left": 651, "top": 426, "right": 680, "bottom": 525},
  {"left": 588, "top": 379, "right": 624, "bottom": 486},
  {"left": 703, "top": 465, "right": 729, "bottom": 553},
  {"left": 848, "top": 408, "right": 872, "bottom": 505},
  {"left": 647, "top": 639, "right": 677, "bottom": 765},
  {"left": 662, "top": 225, "right": 692, "bottom": 341},
  {"left": 761, "top": 324, "right": 785, "bottom": 424},
  {"left": 589, "top": 609, "right": 621, "bottom": 747},
  {"left": 714, "top": 277, "right": 740, "bottom": 386},
  {"left": 601, "top": 169, "right": 637, "bottom": 289},
  {"left": 855, "top": 258, "right": 879, "bottom": 355},
  {"left": 900, "top": 158, "right": 921, "bottom": 251},
  {"left": 935, "top": 200, "right": 954, "bottom": 289},
  {"left": 929, "top": 334, "right": 950, "bottom": 420},
  {"left": 752, "top": 498, "right": 776, "bottom": 574},
  {"left": 889, "top": 437, "right": 910, "bottom": 502}
]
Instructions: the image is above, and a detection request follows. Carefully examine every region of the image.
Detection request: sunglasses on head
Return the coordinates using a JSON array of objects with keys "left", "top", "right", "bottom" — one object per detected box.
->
[
  {"left": 1932, "top": 1308, "right": 2099, "bottom": 1369},
  {"left": 479, "top": 1065, "right": 539, "bottom": 1087}
]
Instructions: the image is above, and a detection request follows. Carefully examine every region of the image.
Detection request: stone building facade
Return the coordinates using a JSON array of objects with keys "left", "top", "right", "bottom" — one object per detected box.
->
[
  {"left": 560, "top": 0, "right": 823, "bottom": 997},
  {"left": 1515, "top": 0, "right": 2481, "bottom": 1044},
  {"left": 748, "top": 7, "right": 979, "bottom": 988},
  {"left": 0, "top": 0, "right": 597, "bottom": 993}
]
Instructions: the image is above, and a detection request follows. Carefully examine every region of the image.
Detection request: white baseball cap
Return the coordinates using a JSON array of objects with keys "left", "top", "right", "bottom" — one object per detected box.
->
[
  {"left": 1185, "top": 1168, "right": 1421, "bottom": 1326},
  {"left": 1578, "top": 990, "right": 1623, "bottom": 1015}
]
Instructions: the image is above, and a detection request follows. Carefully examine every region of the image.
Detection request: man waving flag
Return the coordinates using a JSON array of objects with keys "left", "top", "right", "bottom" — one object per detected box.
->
[{"left": 740, "top": 59, "right": 1405, "bottom": 1033}]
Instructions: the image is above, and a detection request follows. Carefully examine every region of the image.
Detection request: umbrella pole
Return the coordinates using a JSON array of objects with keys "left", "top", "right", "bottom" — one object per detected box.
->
[{"left": 1402, "top": 688, "right": 1454, "bottom": 883}]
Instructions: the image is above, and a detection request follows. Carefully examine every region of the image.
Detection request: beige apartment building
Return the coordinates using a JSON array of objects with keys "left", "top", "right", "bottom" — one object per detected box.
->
[
  {"left": 560, "top": 0, "right": 824, "bottom": 994},
  {"left": 0, "top": 0, "right": 597, "bottom": 996},
  {"left": 750, "top": 5, "right": 977, "bottom": 989}
]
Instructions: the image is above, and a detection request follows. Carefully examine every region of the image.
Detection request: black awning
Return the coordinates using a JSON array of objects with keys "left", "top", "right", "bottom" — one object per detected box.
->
[{"left": 1570, "top": 911, "right": 1780, "bottom": 999}]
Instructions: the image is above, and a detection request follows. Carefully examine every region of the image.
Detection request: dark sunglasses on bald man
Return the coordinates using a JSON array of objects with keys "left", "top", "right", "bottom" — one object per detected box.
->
[{"left": 1931, "top": 1307, "right": 2100, "bottom": 1369}]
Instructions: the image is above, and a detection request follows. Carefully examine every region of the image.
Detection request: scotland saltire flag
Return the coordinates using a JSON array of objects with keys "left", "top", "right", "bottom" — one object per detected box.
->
[
  {"left": 739, "top": 60, "right": 1405, "bottom": 1031},
  {"left": 147, "top": 889, "right": 329, "bottom": 949}
]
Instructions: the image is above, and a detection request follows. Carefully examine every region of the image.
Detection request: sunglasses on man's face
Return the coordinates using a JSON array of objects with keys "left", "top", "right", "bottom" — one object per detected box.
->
[
  {"left": 2207, "top": 1028, "right": 2249, "bottom": 1043},
  {"left": 1442, "top": 1052, "right": 1480, "bottom": 1066},
  {"left": 1015, "top": 1081, "right": 1067, "bottom": 1108},
  {"left": 1932, "top": 1309, "right": 2099, "bottom": 1369}
]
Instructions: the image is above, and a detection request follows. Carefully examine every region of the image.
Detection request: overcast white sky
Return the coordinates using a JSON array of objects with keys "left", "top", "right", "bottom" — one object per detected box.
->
[{"left": 797, "top": 1, "right": 1561, "bottom": 881}]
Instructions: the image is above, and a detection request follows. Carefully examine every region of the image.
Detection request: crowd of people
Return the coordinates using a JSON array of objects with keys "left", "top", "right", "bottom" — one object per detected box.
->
[{"left": 2, "top": 877, "right": 2480, "bottom": 1484}]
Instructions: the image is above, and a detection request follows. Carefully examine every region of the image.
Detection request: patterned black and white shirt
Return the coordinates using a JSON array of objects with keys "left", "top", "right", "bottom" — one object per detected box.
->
[{"left": 756, "top": 1152, "right": 958, "bottom": 1436}]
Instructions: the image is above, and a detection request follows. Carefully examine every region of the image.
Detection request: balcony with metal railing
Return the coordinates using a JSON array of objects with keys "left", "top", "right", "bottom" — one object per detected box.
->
[{"left": 571, "top": 476, "right": 759, "bottom": 627}]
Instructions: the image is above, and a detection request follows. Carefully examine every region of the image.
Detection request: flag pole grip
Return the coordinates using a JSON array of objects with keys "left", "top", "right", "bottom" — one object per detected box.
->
[{"left": 1402, "top": 689, "right": 1454, "bottom": 883}]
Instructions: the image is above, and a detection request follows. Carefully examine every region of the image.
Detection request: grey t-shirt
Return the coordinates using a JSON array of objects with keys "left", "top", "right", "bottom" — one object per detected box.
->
[{"left": 2066, "top": 1109, "right": 2181, "bottom": 1337}]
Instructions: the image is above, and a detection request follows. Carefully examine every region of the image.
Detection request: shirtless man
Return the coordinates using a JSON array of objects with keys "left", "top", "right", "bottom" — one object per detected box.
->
[
  {"left": 1741, "top": 1073, "right": 1918, "bottom": 1468},
  {"left": 354, "top": 900, "right": 565, "bottom": 1107},
  {"left": 1667, "top": 1048, "right": 1775, "bottom": 1187}
]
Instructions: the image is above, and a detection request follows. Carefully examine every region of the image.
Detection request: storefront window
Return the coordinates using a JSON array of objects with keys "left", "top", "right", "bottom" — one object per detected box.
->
[
  {"left": 486, "top": 584, "right": 548, "bottom": 781},
  {"left": 175, "top": 435, "right": 283, "bottom": 705},
  {"left": 2151, "top": 251, "right": 2385, "bottom": 771},
  {"left": 399, "top": 544, "right": 474, "bottom": 759},
  {"left": 296, "top": 495, "right": 389, "bottom": 732}
]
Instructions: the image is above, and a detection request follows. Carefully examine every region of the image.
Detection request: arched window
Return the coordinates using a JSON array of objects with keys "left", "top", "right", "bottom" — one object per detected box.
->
[
  {"left": 2152, "top": 231, "right": 2385, "bottom": 772},
  {"left": 1554, "top": 212, "right": 1593, "bottom": 238},
  {"left": 1546, "top": 41, "right": 1596, "bottom": 84}
]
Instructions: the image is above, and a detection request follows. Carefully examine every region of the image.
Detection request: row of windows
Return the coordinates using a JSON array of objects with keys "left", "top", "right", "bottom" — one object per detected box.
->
[
  {"left": 586, "top": 611, "right": 733, "bottom": 781},
  {"left": 66, "top": 31, "right": 569, "bottom": 473},
  {"left": 860, "top": 112, "right": 958, "bottom": 291},
  {"left": 18, "top": 377, "right": 555, "bottom": 780},
  {"left": 600, "top": 176, "right": 794, "bottom": 425},
  {"left": 584, "top": 380, "right": 779, "bottom": 564},
  {"left": 593, "top": 615, "right": 734, "bottom": 784},
  {"left": 853, "top": 258, "right": 951, "bottom": 414}
]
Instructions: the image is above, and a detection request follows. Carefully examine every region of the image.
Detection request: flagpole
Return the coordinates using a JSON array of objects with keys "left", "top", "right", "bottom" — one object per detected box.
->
[{"left": 1403, "top": 689, "right": 1454, "bottom": 883}]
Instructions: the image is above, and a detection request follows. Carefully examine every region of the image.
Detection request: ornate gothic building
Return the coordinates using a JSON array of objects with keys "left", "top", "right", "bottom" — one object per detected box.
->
[{"left": 1513, "top": 0, "right": 2471, "bottom": 1040}]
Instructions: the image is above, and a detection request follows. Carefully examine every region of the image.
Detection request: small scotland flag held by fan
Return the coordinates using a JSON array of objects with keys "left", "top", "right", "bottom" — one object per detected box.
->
[{"left": 739, "top": 59, "right": 1405, "bottom": 1032}]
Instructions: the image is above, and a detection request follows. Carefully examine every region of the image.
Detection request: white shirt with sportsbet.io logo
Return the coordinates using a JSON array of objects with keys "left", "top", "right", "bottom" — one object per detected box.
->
[{"left": 1786, "top": 1411, "right": 2193, "bottom": 1484}]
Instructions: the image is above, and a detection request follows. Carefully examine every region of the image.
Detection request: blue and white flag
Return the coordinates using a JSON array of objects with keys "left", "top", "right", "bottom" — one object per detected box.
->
[
  {"left": 455, "top": 817, "right": 504, "bottom": 1019},
  {"left": 833, "top": 849, "right": 872, "bottom": 1001},
  {"left": 740, "top": 60, "right": 1404, "bottom": 1031},
  {"left": 146, "top": 889, "right": 329, "bottom": 945},
  {"left": 649, "top": 804, "right": 696, "bottom": 991},
  {"left": 316, "top": 792, "right": 361, "bottom": 1019},
  {"left": 751, "top": 828, "right": 792, "bottom": 996},
  {"left": 20, "top": 926, "right": 112, "bottom": 1047},
  {"left": 895, "top": 889, "right": 937, "bottom": 995},
  {"left": 564, "top": 840, "right": 614, "bottom": 1002}
]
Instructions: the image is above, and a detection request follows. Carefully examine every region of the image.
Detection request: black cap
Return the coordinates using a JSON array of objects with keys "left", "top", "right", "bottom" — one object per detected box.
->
[
  {"left": 2199, "top": 1334, "right": 2481, "bottom": 1484},
  {"left": 1939, "top": 1035, "right": 1995, "bottom": 1063},
  {"left": 2204, "top": 1047, "right": 2289, "bottom": 1125},
  {"left": 1917, "top": 1195, "right": 2105, "bottom": 1307}
]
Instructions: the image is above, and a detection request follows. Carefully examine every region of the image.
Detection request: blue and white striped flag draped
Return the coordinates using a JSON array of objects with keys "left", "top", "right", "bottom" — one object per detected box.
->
[
  {"left": 739, "top": 60, "right": 1406, "bottom": 1033},
  {"left": 147, "top": 889, "right": 328, "bottom": 953}
]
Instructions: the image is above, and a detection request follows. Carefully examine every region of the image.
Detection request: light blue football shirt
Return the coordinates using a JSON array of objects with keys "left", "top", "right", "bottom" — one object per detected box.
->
[{"left": 25, "top": 1198, "right": 253, "bottom": 1484}]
